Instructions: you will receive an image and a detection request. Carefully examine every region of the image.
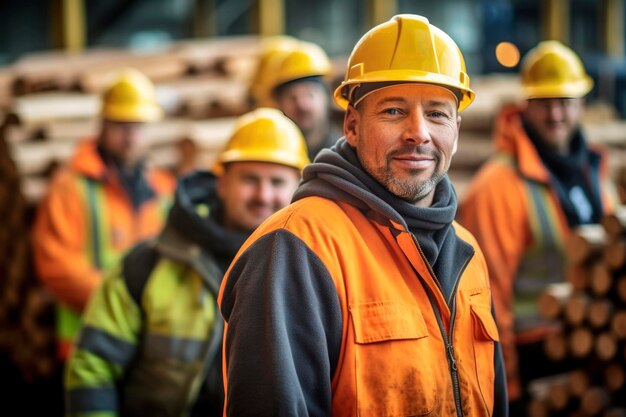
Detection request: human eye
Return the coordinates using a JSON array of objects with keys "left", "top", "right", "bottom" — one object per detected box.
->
[
  {"left": 382, "top": 107, "right": 402, "bottom": 116},
  {"left": 428, "top": 109, "right": 451, "bottom": 119}
]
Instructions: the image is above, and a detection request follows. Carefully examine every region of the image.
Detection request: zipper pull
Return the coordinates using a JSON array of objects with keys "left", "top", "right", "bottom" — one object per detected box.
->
[{"left": 447, "top": 343, "right": 457, "bottom": 371}]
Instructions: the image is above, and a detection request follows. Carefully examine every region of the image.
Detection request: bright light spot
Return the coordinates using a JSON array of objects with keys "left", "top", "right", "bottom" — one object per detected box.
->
[{"left": 495, "top": 42, "right": 520, "bottom": 68}]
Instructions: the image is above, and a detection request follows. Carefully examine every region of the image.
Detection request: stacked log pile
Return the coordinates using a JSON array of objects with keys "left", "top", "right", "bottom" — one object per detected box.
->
[
  {"left": 528, "top": 207, "right": 626, "bottom": 417},
  {"left": 0, "top": 122, "right": 58, "bottom": 381}
]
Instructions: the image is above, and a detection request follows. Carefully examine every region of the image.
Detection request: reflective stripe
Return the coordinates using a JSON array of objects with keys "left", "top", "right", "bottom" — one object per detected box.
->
[
  {"left": 57, "top": 304, "right": 82, "bottom": 341},
  {"left": 85, "top": 178, "right": 103, "bottom": 269},
  {"left": 67, "top": 386, "right": 118, "bottom": 413},
  {"left": 144, "top": 333, "right": 209, "bottom": 362},
  {"left": 77, "top": 326, "right": 136, "bottom": 367},
  {"left": 527, "top": 181, "right": 557, "bottom": 250}
]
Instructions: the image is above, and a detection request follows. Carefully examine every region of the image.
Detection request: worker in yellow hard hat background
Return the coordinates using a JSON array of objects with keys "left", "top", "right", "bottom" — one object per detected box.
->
[
  {"left": 254, "top": 39, "right": 341, "bottom": 159},
  {"left": 32, "top": 68, "right": 176, "bottom": 365},
  {"left": 458, "top": 41, "right": 619, "bottom": 416},
  {"left": 64, "top": 107, "right": 308, "bottom": 417},
  {"left": 219, "top": 14, "right": 507, "bottom": 416}
]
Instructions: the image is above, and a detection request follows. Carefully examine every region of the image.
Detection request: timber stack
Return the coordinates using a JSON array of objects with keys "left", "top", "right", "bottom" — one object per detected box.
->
[{"left": 529, "top": 206, "right": 626, "bottom": 417}]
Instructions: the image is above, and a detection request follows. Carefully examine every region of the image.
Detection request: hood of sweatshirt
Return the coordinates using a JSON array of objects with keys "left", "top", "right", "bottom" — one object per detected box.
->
[
  {"left": 167, "top": 171, "right": 251, "bottom": 271},
  {"left": 293, "top": 138, "right": 473, "bottom": 302}
]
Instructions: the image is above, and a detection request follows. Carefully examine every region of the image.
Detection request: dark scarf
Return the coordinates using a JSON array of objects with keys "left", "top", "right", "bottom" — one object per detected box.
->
[
  {"left": 96, "top": 144, "right": 155, "bottom": 210},
  {"left": 167, "top": 171, "right": 251, "bottom": 272},
  {"left": 294, "top": 139, "right": 473, "bottom": 301},
  {"left": 523, "top": 121, "right": 603, "bottom": 225}
]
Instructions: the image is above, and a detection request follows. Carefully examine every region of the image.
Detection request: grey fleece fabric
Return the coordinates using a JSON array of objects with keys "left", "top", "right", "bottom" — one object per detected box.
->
[
  {"left": 220, "top": 140, "right": 508, "bottom": 417},
  {"left": 296, "top": 138, "right": 469, "bottom": 302}
]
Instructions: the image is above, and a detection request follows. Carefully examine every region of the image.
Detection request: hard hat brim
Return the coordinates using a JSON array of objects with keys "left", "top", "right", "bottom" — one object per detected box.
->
[
  {"left": 523, "top": 76, "right": 594, "bottom": 99},
  {"left": 333, "top": 70, "right": 475, "bottom": 112},
  {"left": 103, "top": 103, "right": 163, "bottom": 123}
]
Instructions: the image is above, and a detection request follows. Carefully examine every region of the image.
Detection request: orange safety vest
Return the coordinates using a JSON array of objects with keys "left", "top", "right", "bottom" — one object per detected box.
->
[
  {"left": 222, "top": 196, "right": 500, "bottom": 416},
  {"left": 33, "top": 140, "right": 174, "bottom": 359}
]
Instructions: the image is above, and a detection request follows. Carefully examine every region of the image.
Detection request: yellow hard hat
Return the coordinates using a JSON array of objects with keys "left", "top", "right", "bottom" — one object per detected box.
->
[
  {"left": 270, "top": 41, "right": 331, "bottom": 94},
  {"left": 214, "top": 108, "right": 310, "bottom": 174},
  {"left": 520, "top": 40, "right": 593, "bottom": 99},
  {"left": 249, "top": 36, "right": 300, "bottom": 107},
  {"left": 101, "top": 68, "right": 162, "bottom": 123},
  {"left": 334, "top": 14, "right": 474, "bottom": 112}
]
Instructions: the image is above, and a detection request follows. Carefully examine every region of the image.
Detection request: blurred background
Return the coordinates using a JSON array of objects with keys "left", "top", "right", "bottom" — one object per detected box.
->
[{"left": 1, "top": 1, "right": 626, "bottom": 416}]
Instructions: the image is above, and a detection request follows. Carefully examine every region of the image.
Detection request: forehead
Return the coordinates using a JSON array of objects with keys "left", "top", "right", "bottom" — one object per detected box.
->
[
  {"left": 223, "top": 161, "right": 298, "bottom": 177},
  {"left": 277, "top": 80, "right": 326, "bottom": 97},
  {"left": 362, "top": 83, "right": 457, "bottom": 108}
]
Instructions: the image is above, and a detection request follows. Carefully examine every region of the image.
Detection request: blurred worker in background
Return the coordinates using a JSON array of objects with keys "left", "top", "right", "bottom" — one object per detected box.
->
[
  {"left": 65, "top": 108, "right": 309, "bottom": 417},
  {"left": 251, "top": 38, "right": 341, "bottom": 159},
  {"left": 220, "top": 14, "right": 507, "bottom": 417},
  {"left": 248, "top": 35, "right": 299, "bottom": 108},
  {"left": 32, "top": 68, "right": 175, "bottom": 361},
  {"left": 459, "top": 41, "right": 618, "bottom": 415}
]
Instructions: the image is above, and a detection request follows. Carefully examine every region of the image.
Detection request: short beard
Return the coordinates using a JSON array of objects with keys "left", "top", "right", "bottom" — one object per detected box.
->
[
  {"left": 360, "top": 146, "right": 446, "bottom": 203},
  {"left": 379, "top": 168, "right": 445, "bottom": 203}
]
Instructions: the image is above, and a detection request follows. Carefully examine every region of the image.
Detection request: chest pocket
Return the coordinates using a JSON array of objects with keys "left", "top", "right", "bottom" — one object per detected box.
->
[{"left": 349, "top": 301, "right": 437, "bottom": 417}]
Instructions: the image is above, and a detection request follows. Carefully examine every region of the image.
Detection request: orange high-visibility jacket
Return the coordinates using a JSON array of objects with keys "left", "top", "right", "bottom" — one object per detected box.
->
[
  {"left": 219, "top": 196, "right": 504, "bottom": 417},
  {"left": 32, "top": 140, "right": 174, "bottom": 357},
  {"left": 458, "top": 105, "right": 617, "bottom": 400}
]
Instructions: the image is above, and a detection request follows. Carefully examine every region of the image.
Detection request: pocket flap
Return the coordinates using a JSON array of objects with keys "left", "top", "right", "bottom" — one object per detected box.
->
[
  {"left": 349, "top": 301, "right": 429, "bottom": 344},
  {"left": 470, "top": 304, "right": 500, "bottom": 342}
]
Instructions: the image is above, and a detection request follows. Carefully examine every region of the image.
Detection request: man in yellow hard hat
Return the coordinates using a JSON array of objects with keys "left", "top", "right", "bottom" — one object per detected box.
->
[
  {"left": 459, "top": 41, "right": 618, "bottom": 414},
  {"left": 264, "top": 40, "right": 341, "bottom": 159},
  {"left": 32, "top": 69, "right": 175, "bottom": 361},
  {"left": 65, "top": 108, "right": 309, "bottom": 417},
  {"left": 219, "top": 15, "right": 507, "bottom": 416}
]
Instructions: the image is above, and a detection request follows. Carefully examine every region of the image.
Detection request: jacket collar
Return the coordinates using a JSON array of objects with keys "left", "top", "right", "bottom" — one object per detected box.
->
[
  {"left": 69, "top": 139, "right": 109, "bottom": 180},
  {"left": 494, "top": 105, "right": 552, "bottom": 183}
]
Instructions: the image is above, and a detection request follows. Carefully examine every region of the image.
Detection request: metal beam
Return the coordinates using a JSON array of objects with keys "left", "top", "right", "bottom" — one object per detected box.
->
[
  {"left": 61, "top": 0, "right": 85, "bottom": 52},
  {"left": 367, "top": 0, "right": 397, "bottom": 27},
  {"left": 541, "top": 0, "right": 569, "bottom": 43},
  {"left": 258, "top": 0, "right": 284, "bottom": 36},
  {"left": 601, "top": 0, "right": 625, "bottom": 57}
]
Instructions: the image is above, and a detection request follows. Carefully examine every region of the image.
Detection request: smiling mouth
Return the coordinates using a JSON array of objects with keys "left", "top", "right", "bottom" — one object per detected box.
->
[{"left": 392, "top": 155, "right": 434, "bottom": 169}]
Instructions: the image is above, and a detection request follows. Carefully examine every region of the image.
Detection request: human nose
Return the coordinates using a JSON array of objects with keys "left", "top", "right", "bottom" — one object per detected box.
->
[
  {"left": 254, "top": 180, "right": 273, "bottom": 203},
  {"left": 402, "top": 112, "right": 431, "bottom": 144}
]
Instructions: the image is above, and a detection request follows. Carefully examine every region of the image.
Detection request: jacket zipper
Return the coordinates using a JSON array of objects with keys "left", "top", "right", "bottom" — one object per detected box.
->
[{"left": 411, "top": 235, "right": 473, "bottom": 417}]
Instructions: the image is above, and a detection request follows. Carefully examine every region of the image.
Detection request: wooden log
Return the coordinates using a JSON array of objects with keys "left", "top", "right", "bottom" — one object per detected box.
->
[
  {"left": 11, "top": 48, "right": 130, "bottom": 95},
  {"left": 538, "top": 283, "right": 573, "bottom": 320},
  {"left": 604, "top": 239, "right": 626, "bottom": 270},
  {"left": 604, "top": 362, "right": 625, "bottom": 393},
  {"left": 570, "top": 327, "right": 595, "bottom": 358},
  {"left": 170, "top": 35, "right": 261, "bottom": 75},
  {"left": 450, "top": 133, "right": 493, "bottom": 171},
  {"left": 566, "top": 224, "right": 607, "bottom": 265},
  {"left": 602, "top": 206, "right": 626, "bottom": 240},
  {"left": 617, "top": 277, "right": 626, "bottom": 304},
  {"left": 547, "top": 379, "right": 571, "bottom": 412},
  {"left": 591, "top": 263, "right": 614, "bottom": 297},
  {"left": 78, "top": 53, "right": 188, "bottom": 93},
  {"left": 567, "top": 265, "right": 591, "bottom": 291},
  {"left": 12, "top": 92, "right": 100, "bottom": 125},
  {"left": 545, "top": 331, "right": 569, "bottom": 361},
  {"left": 568, "top": 369, "right": 590, "bottom": 397},
  {"left": 580, "top": 387, "right": 611, "bottom": 416},
  {"left": 565, "top": 294, "right": 590, "bottom": 327},
  {"left": 595, "top": 332, "right": 618, "bottom": 361},
  {"left": 611, "top": 310, "right": 626, "bottom": 340},
  {"left": 528, "top": 398, "right": 549, "bottom": 417},
  {"left": 588, "top": 299, "right": 614, "bottom": 329}
]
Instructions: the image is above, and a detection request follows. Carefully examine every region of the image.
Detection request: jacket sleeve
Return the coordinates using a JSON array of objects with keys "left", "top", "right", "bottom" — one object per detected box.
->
[
  {"left": 32, "top": 172, "right": 101, "bottom": 312},
  {"left": 457, "top": 163, "right": 528, "bottom": 401},
  {"left": 65, "top": 264, "right": 142, "bottom": 417},
  {"left": 219, "top": 229, "right": 342, "bottom": 417}
]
